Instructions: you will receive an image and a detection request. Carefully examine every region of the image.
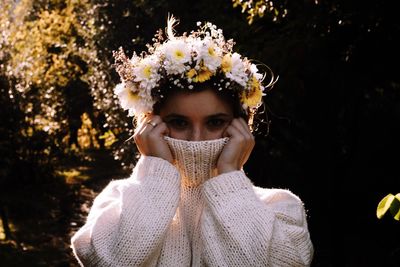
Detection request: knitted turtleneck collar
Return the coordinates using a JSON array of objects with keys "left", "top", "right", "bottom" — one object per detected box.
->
[{"left": 164, "top": 136, "right": 228, "bottom": 187}]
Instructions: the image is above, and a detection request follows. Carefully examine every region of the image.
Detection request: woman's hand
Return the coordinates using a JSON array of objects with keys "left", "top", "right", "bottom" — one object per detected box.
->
[
  {"left": 133, "top": 114, "right": 174, "bottom": 163},
  {"left": 217, "top": 118, "right": 255, "bottom": 174}
]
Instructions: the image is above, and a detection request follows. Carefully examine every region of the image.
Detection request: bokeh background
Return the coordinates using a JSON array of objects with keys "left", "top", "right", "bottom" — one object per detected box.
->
[{"left": 1, "top": 0, "right": 399, "bottom": 266}]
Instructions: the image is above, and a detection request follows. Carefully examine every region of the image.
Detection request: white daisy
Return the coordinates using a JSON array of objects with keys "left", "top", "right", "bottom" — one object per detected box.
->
[
  {"left": 133, "top": 55, "right": 161, "bottom": 91},
  {"left": 163, "top": 39, "right": 191, "bottom": 75},
  {"left": 193, "top": 38, "right": 222, "bottom": 72},
  {"left": 131, "top": 94, "right": 154, "bottom": 116},
  {"left": 130, "top": 53, "right": 140, "bottom": 65},
  {"left": 250, "top": 63, "right": 263, "bottom": 81},
  {"left": 225, "top": 53, "right": 248, "bottom": 87},
  {"left": 114, "top": 82, "right": 140, "bottom": 112}
]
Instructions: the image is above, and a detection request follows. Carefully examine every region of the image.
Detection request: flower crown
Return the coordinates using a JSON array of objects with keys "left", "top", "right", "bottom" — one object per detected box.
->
[{"left": 113, "top": 16, "right": 275, "bottom": 118}]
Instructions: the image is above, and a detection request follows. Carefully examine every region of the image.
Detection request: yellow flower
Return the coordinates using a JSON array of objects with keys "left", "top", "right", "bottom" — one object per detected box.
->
[
  {"left": 127, "top": 89, "right": 140, "bottom": 102},
  {"left": 174, "top": 50, "right": 185, "bottom": 60},
  {"left": 221, "top": 53, "right": 232, "bottom": 73},
  {"left": 114, "top": 82, "right": 141, "bottom": 113},
  {"left": 197, "top": 66, "right": 212, "bottom": 82},
  {"left": 208, "top": 46, "right": 216, "bottom": 57},
  {"left": 143, "top": 65, "right": 152, "bottom": 78},
  {"left": 187, "top": 68, "right": 197, "bottom": 79},
  {"left": 186, "top": 66, "right": 213, "bottom": 82},
  {"left": 241, "top": 76, "right": 263, "bottom": 108}
]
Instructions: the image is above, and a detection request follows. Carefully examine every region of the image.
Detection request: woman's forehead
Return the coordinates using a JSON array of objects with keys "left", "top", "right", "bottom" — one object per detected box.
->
[{"left": 160, "top": 89, "right": 233, "bottom": 116}]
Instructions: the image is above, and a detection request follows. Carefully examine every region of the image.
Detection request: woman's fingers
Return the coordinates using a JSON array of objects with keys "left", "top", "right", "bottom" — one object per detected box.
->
[
  {"left": 218, "top": 118, "right": 255, "bottom": 174},
  {"left": 230, "top": 118, "right": 250, "bottom": 137},
  {"left": 218, "top": 124, "right": 243, "bottom": 173},
  {"left": 133, "top": 114, "right": 173, "bottom": 163},
  {"left": 141, "top": 116, "right": 162, "bottom": 134},
  {"left": 228, "top": 118, "right": 255, "bottom": 165}
]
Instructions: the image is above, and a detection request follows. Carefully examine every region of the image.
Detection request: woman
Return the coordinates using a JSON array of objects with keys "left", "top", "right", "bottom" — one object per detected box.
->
[{"left": 71, "top": 16, "right": 314, "bottom": 266}]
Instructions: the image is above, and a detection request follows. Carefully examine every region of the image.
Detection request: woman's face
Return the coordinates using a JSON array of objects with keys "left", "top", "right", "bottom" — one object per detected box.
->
[{"left": 159, "top": 89, "right": 234, "bottom": 141}]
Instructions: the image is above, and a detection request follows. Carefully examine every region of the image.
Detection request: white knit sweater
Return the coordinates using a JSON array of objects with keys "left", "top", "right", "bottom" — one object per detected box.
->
[{"left": 71, "top": 137, "right": 313, "bottom": 266}]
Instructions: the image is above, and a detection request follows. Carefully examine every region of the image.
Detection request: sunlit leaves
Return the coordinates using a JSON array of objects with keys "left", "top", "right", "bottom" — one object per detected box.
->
[
  {"left": 232, "top": 0, "right": 287, "bottom": 24},
  {"left": 77, "top": 113, "right": 100, "bottom": 150},
  {"left": 4, "top": 0, "right": 96, "bottom": 89},
  {"left": 0, "top": 0, "right": 138, "bottom": 176},
  {"left": 377, "top": 193, "right": 400, "bottom": 221},
  {"left": 99, "top": 130, "right": 118, "bottom": 148},
  {"left": 1, "top": 1, "right": 110, "bottom": 133}
]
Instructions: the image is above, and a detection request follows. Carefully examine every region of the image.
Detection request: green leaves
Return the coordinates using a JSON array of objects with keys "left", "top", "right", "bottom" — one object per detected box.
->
[{"left": 377, "top": 193, "right": 400, "bottom": 221}]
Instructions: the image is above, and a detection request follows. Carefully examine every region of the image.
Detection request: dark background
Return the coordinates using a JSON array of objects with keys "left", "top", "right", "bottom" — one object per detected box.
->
[{"left": 1, "top": 0, "right": 399, "bottom": 266}]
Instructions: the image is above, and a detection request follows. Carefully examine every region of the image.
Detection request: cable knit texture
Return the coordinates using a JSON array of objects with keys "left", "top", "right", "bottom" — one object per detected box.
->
[
  {"left": 71, "top": 137, "right": 314, "bottom": 266},
  {"left": 164, "top": 136, "right": 228, "bottom": 187}
]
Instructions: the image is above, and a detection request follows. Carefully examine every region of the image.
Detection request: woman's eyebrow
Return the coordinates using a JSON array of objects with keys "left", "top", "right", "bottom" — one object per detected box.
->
[
  {"left": 163, "top": 113, "right": 232, "bottom": 120},
  {"left": 206, "top": 113, "right": 232, "bottom": 119},
  {"left": 163, "top": 113, "right": 188, "bottom": 120}
]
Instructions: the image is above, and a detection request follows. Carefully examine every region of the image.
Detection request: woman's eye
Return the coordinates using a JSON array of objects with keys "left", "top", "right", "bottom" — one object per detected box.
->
[
  {"left": 167, "top": 119, "right": 188, "bottom": 129},
  {"left": 207, "top": 118, "right": 226, "bottom": 128}
]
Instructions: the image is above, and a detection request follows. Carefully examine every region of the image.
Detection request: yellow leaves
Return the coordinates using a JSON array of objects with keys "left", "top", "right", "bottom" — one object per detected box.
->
[
  {"left": 2, "top": 0, "right": 98, "bottom": 89},
  {"left": 377, "top": 193, "right": 400, "bottom": 221},
  {"left": 99, "top": 130, "right": 118, "bottom": 148},
  {"left": 77, "top": 113, "right": 100, "bottom": 150},
  {"left": 11, "top": 0, "right": 33, "bottom": 23},
  {"left": 232, "top": 0, "right": 285, "bottom": 25},
  {"left": 56, "top": 169, "right": 90, "bottom": 184},
  {"left": 44, "top": 53, "right": 83, "bottom": 87},
  {"left": 33, "top": 114, "right": 61, "bottom": 134},
  {"left": 36, "top": 9, "right": 73, "bottom": 39},
  {"left": 0, "top": 0, "right": 113, "bottom": 163}
]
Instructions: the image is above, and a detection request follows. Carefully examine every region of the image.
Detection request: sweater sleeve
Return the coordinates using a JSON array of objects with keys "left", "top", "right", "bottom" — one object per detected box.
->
[
  {"left": 71, "top": 156, "right": 181, "bottom": 267},
  {"left": 201, "top": 171, "right": 313, "bottom": 267}
]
